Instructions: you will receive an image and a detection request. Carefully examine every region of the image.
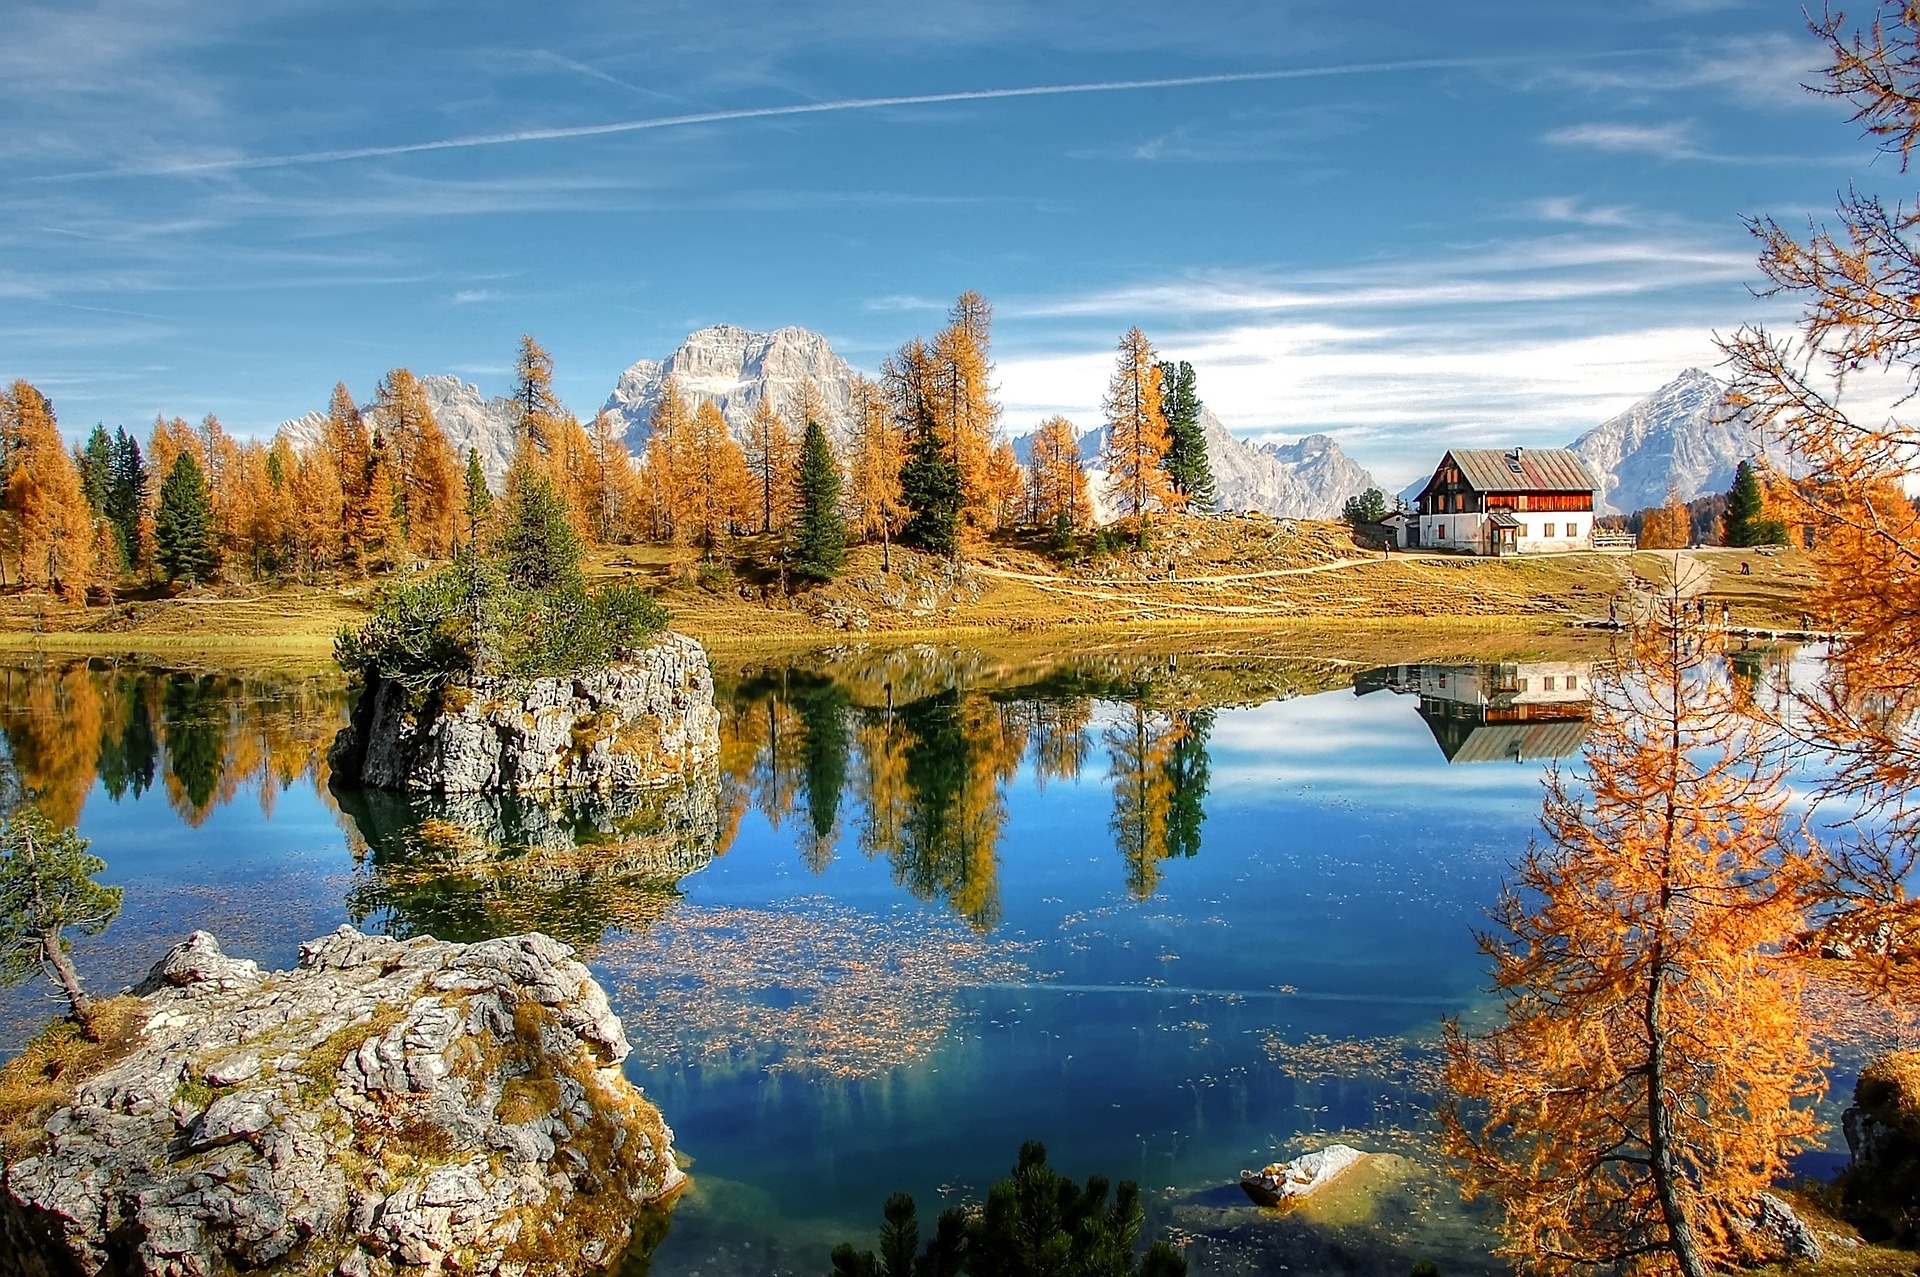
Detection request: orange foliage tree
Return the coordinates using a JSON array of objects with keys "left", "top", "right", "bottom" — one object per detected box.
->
[
  {"left": 678, "top": 401, "right": 752, "bottom": 555},
  {"left": 847, "top": 374, "right": 907, "bottom": 561},
  {"left": 934, "top": 292, "right": 1002, "bottom": 541},
  {"left": 586, "top": 409, "right": 644, "bottom": 543},
  {"left": 1718, "top": 6, "right": 1920, "bottom": 951},
  {"left": 372, "top": 368, "right": 463, "bottom": 558},
  {"left": 1025, "top": 415, "right": 1091, "bottom": 531},
  {"left": 1102, "top": 328, "right": 1174, "bottom": 520},
  {"left": 2, "top": 382, "right": 96, "bottom": 599},
  {"left": 1638, "top": 489, "right": 1692, "bottom": 550},
  {"left": 1440, "top": 573, "right": 1822, "bottom": 1277},
  {"left": 744, "top": 395, "right": 798, "bottom": 536}
]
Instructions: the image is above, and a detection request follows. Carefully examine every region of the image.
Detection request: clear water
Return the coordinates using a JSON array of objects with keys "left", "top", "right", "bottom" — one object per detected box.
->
[{"left": 0, "top": 646, "right": 1850, "bottom": 1276}]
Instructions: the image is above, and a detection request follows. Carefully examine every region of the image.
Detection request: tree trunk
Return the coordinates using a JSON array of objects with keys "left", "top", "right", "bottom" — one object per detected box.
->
[{"left": 40, "top": 930, "right": 97, "bottom": 1038}]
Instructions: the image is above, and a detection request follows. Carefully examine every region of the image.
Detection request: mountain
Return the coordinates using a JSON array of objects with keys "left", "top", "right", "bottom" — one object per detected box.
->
[
  {"left": 1012, "top": 409, "right": 1377, "bottom": 520},
  {"left": 601, "top": 325, "right": 859, "bottom": 455},
  {"left": 279, "top": 376, "right": 520, "bottom": 487},
  {"left": 1570, "top": 368, "right": 1779, "bottom": 514}
]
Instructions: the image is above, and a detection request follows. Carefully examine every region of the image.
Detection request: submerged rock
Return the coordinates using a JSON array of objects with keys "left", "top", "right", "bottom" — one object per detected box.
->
[
  {"left": 0, "top": 928, "right": 682, "bottom": 1277},
  {"left": 1239, "top": 1144, "right": 1369, "bottom": 1208},
  {"left": 330, "top": 633, "right": 721, "bottom": 794}
]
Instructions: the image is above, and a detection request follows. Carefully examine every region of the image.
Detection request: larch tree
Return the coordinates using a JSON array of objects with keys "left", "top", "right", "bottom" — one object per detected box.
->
[
  {"left": 1102, "top": 328, "right": 1175, "bottom": 521},
  {"left": 846, "top": 374, "right": 907, "bottom": 568},
  {"left": 1440, "top": 568, "right": 1823, "bottom": 1276},
  {"left": 512, "top": 335, "right": 563, "bottom": 457},
  {"left": 372, "top": 368, "right": 463, "bottom": 559},
  {"left": 0, "top": 807, "right": 123, "bottom": 1039},
  {"left": 586, "top": 410, "right": 642, "bottom": 544},
  {"left": 983, "top": 440, "right": 1024, "bottom": 532},
  {"left": 321, "top": 383, "right": 374, "bottom": 570},
  {"left": 1157, "top": 360, "right": 1216, "bottom": 510},
  {"left": 1638, "top": 490, "right": 1692, "bottom": 550},
  {"left": 932, "top": 292, "right": 1002, "bottom": 541},
  {"left": 745, "top": 395, "right": 798, "bottom": 536},
  {"left": 1718, "top": 5, "right": 1920, "bottom": 967},
  {"left": 3, "top": 383, "right": 95, "bottom": 600},
  {"left": 288, "top": 443, "right": 345, "bottom": 582},
  {"left": 679, "top": 400, "right": 752, "bottom": 556},
  {"left": 642, "top": 377, "right": 694, "bottom": 543},
  {"left": 1025, "top": 415, "right": 1092, "bottom": 532},
  {"left": 792, "top": 417, "right": 846, "bottom": 582}
]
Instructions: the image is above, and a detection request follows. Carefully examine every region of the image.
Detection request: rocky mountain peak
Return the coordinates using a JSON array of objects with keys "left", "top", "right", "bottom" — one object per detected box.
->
[
  {"left": 602, "top": 324, "right": 859, "bottom": 454},
  {"left": 1570, "top": 367, "right": 1777, "bottom": 514}
]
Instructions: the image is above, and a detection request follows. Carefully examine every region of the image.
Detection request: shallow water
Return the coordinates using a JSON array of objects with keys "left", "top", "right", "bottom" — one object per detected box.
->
[{"left": 0, "top": 644, "right": 1855, "bottom": 1276}]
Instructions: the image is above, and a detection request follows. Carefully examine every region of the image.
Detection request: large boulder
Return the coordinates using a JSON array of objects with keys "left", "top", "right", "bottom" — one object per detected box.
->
[
  {"left": 1, "top": 928, "right": 682, "bottom": 1277},
  {"left": 1843, "top": 1050, "right": 1920, "bottom": 1241},
  {"left": 331, "top": 633, "right": 721, "bottom": 794}
]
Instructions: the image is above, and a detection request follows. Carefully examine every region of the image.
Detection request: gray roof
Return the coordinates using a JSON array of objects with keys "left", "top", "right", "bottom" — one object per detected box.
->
[
  {"left": 1443, "top": 720, "right": 1590, "bottom": 765},
  {"left": 1436, "top": 448, "right": 1598, "bottom": 495}
]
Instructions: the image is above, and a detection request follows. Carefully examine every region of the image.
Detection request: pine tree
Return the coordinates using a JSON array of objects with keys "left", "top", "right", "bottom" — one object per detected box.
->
[
  {"left": 1156, "top": 360, "right": 1215, "bottom": 510},
  {"left": 0, "top": 807, "right": 123, "bottom": 1039},
  {"left": 888, "top": 339, "right": 962, "bottom": 556},
  {"left": 793, "top": 418, "right": 846, "bottom": 582},
  {"left": 4, "top": 382, "right": 96, "bottom": 599},
  {"left": 1103, "top": 328, "right": 1175, "bottom": 521},
  {"left": 1440, "top": 574, "right": 1822, "bottom": 1276},
  {"left": 463, "top": 449, "right": 493, "bottom": 551},
  {"left": 1721, "top": 460, "right": 1785, "bottom": 547},
  {"left": 497, "top": 459, "right": 583, "bottom": 592},
  {"left": 512, "top": 335, "right": 562, "bottom": 456},
  {"left": 106, "top": 428, "right": 147, "bottom": 571},
  {"left": 154, "top": 451, "right": 217, "bottom": 584},
  {"left": 79, "top": 426, "right": 114, "bottom": 516}
]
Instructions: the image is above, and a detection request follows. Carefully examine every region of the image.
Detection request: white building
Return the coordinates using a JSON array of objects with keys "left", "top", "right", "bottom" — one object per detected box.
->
[{"left": 1399, "top": 447, "right": 1602, "bottom": 555}]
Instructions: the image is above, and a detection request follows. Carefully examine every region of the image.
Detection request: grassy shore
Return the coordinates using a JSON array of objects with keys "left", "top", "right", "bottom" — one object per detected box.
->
[{"left": 0, "top": 517, "right": 1820, "bottom": 672}]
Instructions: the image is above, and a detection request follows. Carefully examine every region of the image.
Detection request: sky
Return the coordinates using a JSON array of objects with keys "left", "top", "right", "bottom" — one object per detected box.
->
[{"left": 2, "top": 0, "right": 1908, "bottom": 488}]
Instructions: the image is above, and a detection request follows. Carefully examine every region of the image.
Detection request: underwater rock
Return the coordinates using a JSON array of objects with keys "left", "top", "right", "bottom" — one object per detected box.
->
[
  {"left": 1239, "top": 1143, "right": 1369, "bottom": 1207},
  {"left": 330, "top": 633, "right": 720, "bottom": 794},
  {"left": 0, "top": 928, "right": 682, "bottom": 1277}
]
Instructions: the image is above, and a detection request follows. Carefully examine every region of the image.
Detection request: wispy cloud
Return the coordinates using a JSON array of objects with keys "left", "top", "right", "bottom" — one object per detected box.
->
[
  {"left": 1545, "top": 120, "right": 1698, "bottom": 156},
  {"left": 450, "top": 289, "right": 500, "bottom": 306},
  {"left": 39, "top": 51, "right": 1661, "bottom": 181}
]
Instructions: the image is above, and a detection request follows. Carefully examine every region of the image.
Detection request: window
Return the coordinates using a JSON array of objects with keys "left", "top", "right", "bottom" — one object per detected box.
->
[
  {"left": 1437, "top": 524, "right": 1447, "bottom": 540},
  {"left": 1515, "top": 679, "right": 1528, "bottom": 691},
  {"left": 1567, "top": 521, "right": 1580, "bottom": 538},
  {"left": 1518, "top": 524, "right": 1529, "bottom": 538},
  {"left": 1567, "top": 675, "right": 1579, "bottom": 690},
  {"left": 1543, "top": 523, "right": 1556, "bottom": 538},
  {"left": 1543, "top": 676, "right": 1556, "bottom": 691}
]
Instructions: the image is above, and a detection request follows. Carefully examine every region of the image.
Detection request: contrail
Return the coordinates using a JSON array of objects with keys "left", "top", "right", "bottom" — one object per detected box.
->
[{"left": 42, "top": 52, "right": 1647, "bottom": 181}]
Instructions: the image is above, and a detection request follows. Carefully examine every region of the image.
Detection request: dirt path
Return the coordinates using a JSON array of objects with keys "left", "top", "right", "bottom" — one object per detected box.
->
[{"left": 974, "top": 556, "right": 1395, "bottom": 587}]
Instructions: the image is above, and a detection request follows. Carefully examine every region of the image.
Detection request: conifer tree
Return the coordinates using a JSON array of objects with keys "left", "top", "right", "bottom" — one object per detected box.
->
[
  {"left": 1157, "top": 360, "right": 1215, "bottom": 510},
  {"left": 372, "top": 368, "right": 463, "bottom": 558},
  {"left": 745, "top": 396, "right": 798, "bottom": 535},
  {"left": 586, "top": 410, "right": 642, "bottom": 544},
  {"left": 793, "top": 418, "right": 846, "bottom": 582},
  {"left": 847, "top": 375, "right": 907, "bottom": 568},
  {"left": 932, "top": 292, "right": 1001, "bottom": 542},
  {"left": 0, "top": 806, "right": 123, "bottom": 1039},
  {"left": 79, "top": 426, "right": 114, "bottom": 517},
  {"left": 463, "top": 448, "right": 492, "bottom": 551},
  {"left": 984, "top": 440, "right": 1024, "bottom": 532},
  {"left": 678, "top": 401, "right": 752, "bottom": 556},
  {"left": 642, "top": 377, "right": 694, "bottom": 543},
  {"left": 512, "top": 335, "right": 562, "bottom": 456},
  {"left": 154, "top": 451, "right": 217, "bottom": 584},
  {"left": 4, "top": 382, "right": 96, "bottom": 599},
  {"left": 1638, "top": 489, "right": 1692, "bottom": 550},
  {"left": 322, "top": 383, "right": 373, "bottom": 570},
  {"left": 289, "top": 445, "right": 344, "bottom": 582},
  {"left": 1440, "top": 572, "right": 1822, "bottom": 1276},
  {"left": 1721, "top": 460, "right": 1785, "bottom": 547},
  {"left": 1103, "top": 328, "right": 1175, "bottom": 521},
  {"left": 1025, "top": 415, "right": 1092, "bottom": 532},
  {"left": 497, "top": 458, "right": 583, "bottom": 592},
  {"left": 106, "top": 428, "right": 147, "bottom": 570},
  {"left": 888, "top": 339, "right": 962, "bottom": 556}
]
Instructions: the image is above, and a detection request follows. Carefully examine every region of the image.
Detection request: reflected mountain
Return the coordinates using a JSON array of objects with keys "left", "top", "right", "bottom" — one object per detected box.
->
[
  {"left": 1357, "top": 663, "right": 1594, "bottom": 765},
  {"left": 336, "top": 769, "right": 722, "bottom": 947}
]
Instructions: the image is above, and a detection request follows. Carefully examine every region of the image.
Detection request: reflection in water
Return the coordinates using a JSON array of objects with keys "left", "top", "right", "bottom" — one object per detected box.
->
[
  {"left": 1356, "top": 662, "right": 1595, "bottom": 765},
  {"left": 0, "top": 658, "right": 346, "bottom": 827},
  {"left": 336, "top": 771, "right": 722, "bottom": 947}
]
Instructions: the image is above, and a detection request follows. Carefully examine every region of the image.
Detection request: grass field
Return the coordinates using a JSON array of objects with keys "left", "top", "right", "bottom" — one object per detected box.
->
[{"left": 0, "top": 517, "right": 1820, "bottom": 671}]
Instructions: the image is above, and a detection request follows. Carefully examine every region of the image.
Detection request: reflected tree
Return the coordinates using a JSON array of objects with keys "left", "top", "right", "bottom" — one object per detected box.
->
[
  {"left": 162, "top": 675, "right": 227, "bottom": 822},
  {"left": 792, "top": 675, "right": 851, "bottom": 873},
  {"left": 1106, "top": 706, "right": 1211, "bottom": 899}
]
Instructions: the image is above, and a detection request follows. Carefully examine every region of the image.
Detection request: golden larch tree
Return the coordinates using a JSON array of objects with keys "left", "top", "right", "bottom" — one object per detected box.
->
[
  {"left": 677, "top": 400, "right": 752, "bottom": 555},
  {"left": 846, "top": 374, "right": 907, "bottom": 562},
  {"left": 371, "top": 368, "right": 463, "bottom": 558},
  {"left": 641, "top": 377, "right": 694, "bottom": 543},
  {"left": 1440, "top": 570, "right": 1823, "bottom": 1277},
  {"left": 1102, "top": 328, "right": 1174, "bottom": 519},
  {"left": 3, "top": 382, "right": 95, "bottom": 600},
  {"left": 744, "top": 395, "right": 798, "bottom": 535},
  {"left": 512, "top": 335, "right": 563, "bottom": 457},
  {"left": 1638, "top": 489, "right": 1692, "bottom": 550},
  {"left": 933, "top": 292, "right": 1002, "bottom": 542},
  {"left": 321, "top": 383, "right": 374, "bottom": 570},
  {"left": 1025, "top": 415, "right": 1091, "bottom": 530},
  {"left": 287, "top": 440, "right": 345, "bottom": 582},
  {"left": 586, "top": 409, "right": 644, "bottom": 544}
]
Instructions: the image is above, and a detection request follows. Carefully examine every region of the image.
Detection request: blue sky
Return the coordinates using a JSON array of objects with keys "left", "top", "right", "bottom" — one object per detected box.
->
[{"left": 1, "top": 0, "right": 1901, "bottom": 486}]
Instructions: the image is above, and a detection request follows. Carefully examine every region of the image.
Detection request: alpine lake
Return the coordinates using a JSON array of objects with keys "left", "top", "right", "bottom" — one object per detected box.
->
[{"left": 0, "top": 637, "right": 1881, "bottom": 1277}]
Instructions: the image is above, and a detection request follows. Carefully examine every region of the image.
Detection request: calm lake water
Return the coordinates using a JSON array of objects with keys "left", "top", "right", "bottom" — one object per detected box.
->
[{"left": 0, "top": 643, "right": 1860, "bottom": 1276}]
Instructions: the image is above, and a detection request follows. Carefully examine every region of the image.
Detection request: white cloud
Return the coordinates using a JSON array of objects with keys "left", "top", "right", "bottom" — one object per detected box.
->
[{"left": 1545, "top": 120, "right": 1697, "bottom": 157}]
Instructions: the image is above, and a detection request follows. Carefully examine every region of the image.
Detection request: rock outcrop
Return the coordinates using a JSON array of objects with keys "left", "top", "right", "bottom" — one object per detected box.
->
[
  {"left": 1, "top": 928, "right": 682, "bottom": 1277},
  {"left": 603, "top": 324, "right": 859, "bottom": 456},
  {"left": 330, "top": 634, "right": 721, "bottom": 795},
  {"left": 1239, "top": 1144, "right": 1369, "bottom": 1207},
  {"left": 1842, "top": 1050, "right": 1920, "bottom": 1242}
]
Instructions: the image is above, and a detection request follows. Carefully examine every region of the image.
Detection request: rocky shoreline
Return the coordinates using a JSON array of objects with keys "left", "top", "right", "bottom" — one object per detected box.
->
[
  {"left": 1, "top": 928, "right": 682, "bottom": 1277},
  {"left": 330, "top": 633, "right": 721, "bottom": 794}
]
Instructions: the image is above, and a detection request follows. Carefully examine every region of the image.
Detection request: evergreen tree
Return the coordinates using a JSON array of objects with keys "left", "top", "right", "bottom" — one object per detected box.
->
[
  {"left": 463, "top": 449, "right": 492, "bottom": 550},
  {"left": 1156, "top": 360, "right": 1215, "bottom": 510},
  {"left": 79, "top": 426, "right": 114, "bottom": 516},
  {"left": 0, "top": 806, "right": 123, "bottom": 1038},
  {"left": 154, "top": 451, "right": 217, "bottom": 583},
  {"left": 1103, "top": 329, "right": 1175, "bottom": 521},
  {"left": 899, "top": 428, "right": 962, "bottom": 556},
  {"left": 107, "top": 428, "right": 147, "bottom": 569},
  {"left": 1721, "top": 460, "right": 1786, "bottom": 547},
  {"left": 497, "top": 462, "right": 582, "bottom": 592},
  {"left": 793, "top": 418, "right": 846, "bottom": 581},
  {"left": 1342, "top": 488, "right": 1391, "bottom": 526}
]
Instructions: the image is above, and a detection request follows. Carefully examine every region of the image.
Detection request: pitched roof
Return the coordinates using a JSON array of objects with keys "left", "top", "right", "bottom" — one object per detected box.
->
[{"left": 1444, "top": 448, "right": 1598, "bottom": 494}]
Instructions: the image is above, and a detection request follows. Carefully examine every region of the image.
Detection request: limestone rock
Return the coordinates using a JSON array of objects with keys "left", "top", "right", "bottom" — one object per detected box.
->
[
  {"left": 1750, "top": 1192, "right": 1823, "bottom": 1263},
  {"left": 1239, "top": 1144, "right": 1368, "bottom": 1207},
  {"left": 330, "top": 633, "right": 721, "bottom": 794},
  {"left": 1, "top": 928, "right": 682, "bottom": 1277}
]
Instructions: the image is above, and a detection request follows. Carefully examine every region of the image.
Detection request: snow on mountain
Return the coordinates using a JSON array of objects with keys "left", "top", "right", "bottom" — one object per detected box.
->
[
  {"left": 1011, "top": 409, "right": 1377, "bottom": 520},
  {"left": 1570, "top": 368, "right": 1781, "bottom": 514},
  {"left": 601, "top": 324, "right": 858, "bottom": 454},
  {"left": 279, "top": 376, "right": 520, "bottom": 487}
]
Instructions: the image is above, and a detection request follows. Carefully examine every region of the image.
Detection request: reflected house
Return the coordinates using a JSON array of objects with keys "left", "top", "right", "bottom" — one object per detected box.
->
[{"left": 1357, "top": 662, "right": 1594, "bottom": 764}]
